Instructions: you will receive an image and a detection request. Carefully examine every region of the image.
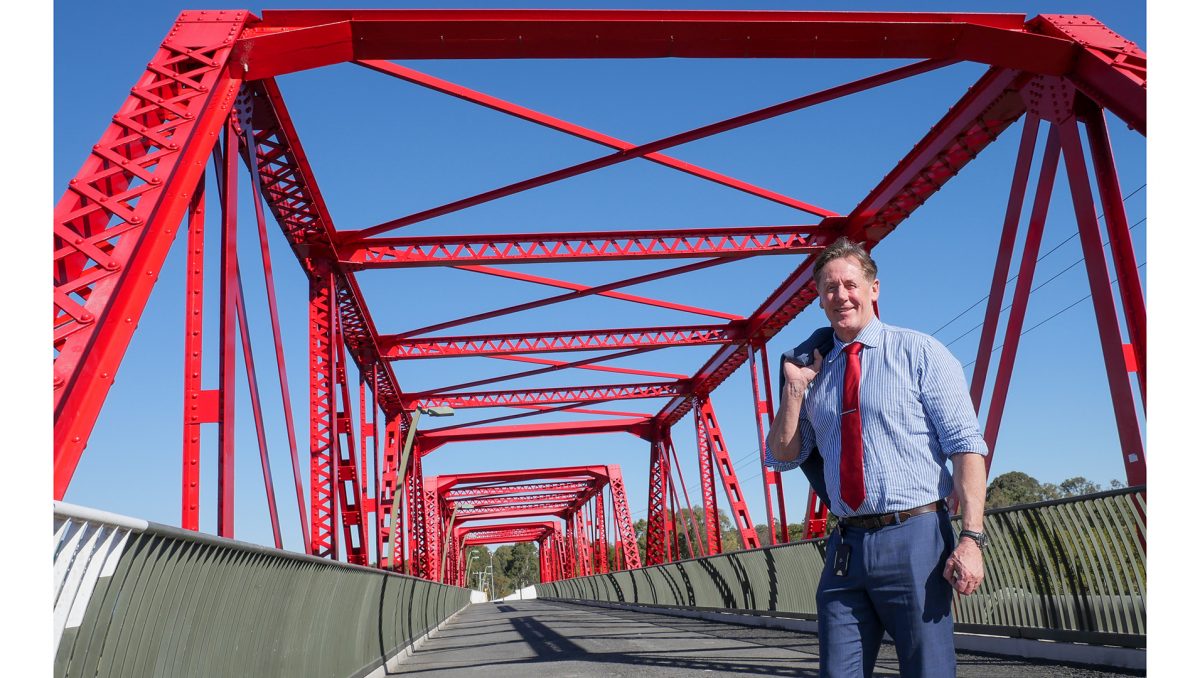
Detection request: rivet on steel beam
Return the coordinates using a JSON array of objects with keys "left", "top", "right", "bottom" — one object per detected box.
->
[{"left": 130, "top": 215, "right": 141, "bottom": 224}]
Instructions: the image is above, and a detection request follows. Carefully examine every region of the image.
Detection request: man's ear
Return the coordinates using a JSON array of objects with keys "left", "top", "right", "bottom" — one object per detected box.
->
[{"left": 870, "top": 278, "right": 880, "bottom": 302}]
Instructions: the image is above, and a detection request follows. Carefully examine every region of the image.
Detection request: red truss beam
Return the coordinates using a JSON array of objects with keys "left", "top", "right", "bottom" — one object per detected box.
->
[
  {"left": 448, "top": 493, "right": 588, "bottom": 509},
  {"left": 238, "top": 10, "right": 1077, "bottom": 80},
  {"left": 412, "top": 381, "right": 686, "bottom": 410},
  {"left": 342, "top": 226, "right": 825, "bottom": 268},
  {"left": 456, "top": 503, "right": 575, "bottom": 521},
  {"left": 464, "top": 532, "right": 547, "bottom": 546},
  {"left": 1030, "top": 14, "right": 1146, "bottom": 133},
  {"left": 53, "top": 11, "right": 250, "bottom": 497},
  {"left": 383, "top": 324, "right": 740, "bottom": 360},
  {"left": 456, "top": 520, "right": 557, "bottom": 541},
  {"left": 435, "top": 465, "right": 609, "bottom": 489},
  {"left": 446, "top": 481, "right": 592, "bottom": 500},
  {"left": 419, "top": 418, "right": 653, "bottom": 454}
]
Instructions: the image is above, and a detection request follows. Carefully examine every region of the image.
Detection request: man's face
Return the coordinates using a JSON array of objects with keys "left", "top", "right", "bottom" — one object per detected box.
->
[{"left": 817, "top": 256, "right": 880, "bottom": 342}]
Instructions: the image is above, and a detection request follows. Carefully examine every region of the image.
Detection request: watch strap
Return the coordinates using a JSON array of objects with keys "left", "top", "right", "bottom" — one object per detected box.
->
[{"left": 959, "top": 529, "right": 988, "bottom": 549}]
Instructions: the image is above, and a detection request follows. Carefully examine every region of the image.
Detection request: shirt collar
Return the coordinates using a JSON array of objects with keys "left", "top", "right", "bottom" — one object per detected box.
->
[{"left": 830, "top": 317, "right": 884, "bottom": 360}]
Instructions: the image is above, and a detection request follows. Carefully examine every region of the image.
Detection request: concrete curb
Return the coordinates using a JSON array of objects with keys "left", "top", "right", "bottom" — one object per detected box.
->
[{"left": 365, "top": 603, "right": 470, "bottom": 677}]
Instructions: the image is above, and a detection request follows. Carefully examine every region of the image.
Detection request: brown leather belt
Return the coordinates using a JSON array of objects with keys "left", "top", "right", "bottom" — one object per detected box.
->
[{"left": 839, "top": 500, "right": 945, "bottom": 530}]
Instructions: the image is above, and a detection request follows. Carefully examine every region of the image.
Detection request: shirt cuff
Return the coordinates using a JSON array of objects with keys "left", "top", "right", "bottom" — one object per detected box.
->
[{"left": 764, "top": 444, "right": 801, "bottom": 472}]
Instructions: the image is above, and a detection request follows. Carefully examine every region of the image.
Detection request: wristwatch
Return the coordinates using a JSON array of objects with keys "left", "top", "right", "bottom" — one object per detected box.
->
[{"left": 959, "top": 529, "right": 989, "bottom": 550}]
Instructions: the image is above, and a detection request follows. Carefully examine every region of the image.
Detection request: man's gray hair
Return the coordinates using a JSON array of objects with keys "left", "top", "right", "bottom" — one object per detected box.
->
[{"left": 813, "top": 237, "right": 878, "bottom": 282}]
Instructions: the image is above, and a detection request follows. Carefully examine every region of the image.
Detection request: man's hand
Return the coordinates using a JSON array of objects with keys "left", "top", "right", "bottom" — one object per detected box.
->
[
  {"left": 781, "top": 348, "right": 824, "bottom": 391},
  {"left": 767, "top": 349, "right": 824, "bottom": 462},
  {"left": 943, "top": 538, "right": 985, "bottom": 595}
]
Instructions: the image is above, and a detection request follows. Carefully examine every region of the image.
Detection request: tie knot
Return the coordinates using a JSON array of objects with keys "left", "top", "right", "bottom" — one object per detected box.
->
[{"left": 844, "top": 341, "right": 863, "bottom": 356}]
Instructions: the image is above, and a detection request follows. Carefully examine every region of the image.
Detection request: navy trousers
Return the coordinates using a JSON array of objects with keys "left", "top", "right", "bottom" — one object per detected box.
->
[{"left": 816, "top": 510, "right": 956, "bottom": 678}]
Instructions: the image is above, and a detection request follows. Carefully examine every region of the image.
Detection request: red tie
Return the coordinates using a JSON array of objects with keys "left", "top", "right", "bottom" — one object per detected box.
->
[{"left": 840, "top": 342, "right": 866, "bottom": 511}]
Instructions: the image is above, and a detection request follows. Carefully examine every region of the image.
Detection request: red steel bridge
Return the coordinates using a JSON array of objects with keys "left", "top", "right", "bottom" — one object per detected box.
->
[{"left": 52, "top": 9, "right": 1146, "bottom": 675}]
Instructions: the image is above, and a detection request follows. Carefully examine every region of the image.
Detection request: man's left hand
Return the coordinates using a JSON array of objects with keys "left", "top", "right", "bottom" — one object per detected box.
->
[{"left": 943, "top": 539, "right": 985, "bottom": 595}]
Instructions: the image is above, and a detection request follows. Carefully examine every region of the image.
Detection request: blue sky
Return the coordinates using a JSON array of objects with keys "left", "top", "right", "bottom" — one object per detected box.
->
[{"left": 54, "top": 1, "right": 1147, "bottom": 559}]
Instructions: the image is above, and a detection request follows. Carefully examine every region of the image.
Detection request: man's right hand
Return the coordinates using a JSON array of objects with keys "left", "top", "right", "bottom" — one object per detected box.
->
[
  {"left": 768, "top": 348, "right": 823, "bottom": 462},
  {"left": 782, "top": 348, "right": 824, "bottom": 395}
]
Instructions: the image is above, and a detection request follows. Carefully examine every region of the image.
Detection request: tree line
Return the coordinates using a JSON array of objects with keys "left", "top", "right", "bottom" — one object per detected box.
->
[{"left": 462, "top": 472, "right": 1126, "bottom": 586}]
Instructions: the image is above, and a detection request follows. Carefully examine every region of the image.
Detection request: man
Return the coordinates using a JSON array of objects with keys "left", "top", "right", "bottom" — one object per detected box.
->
[{"left": 766, "top": 237, "right": 988, "bottom": 678}]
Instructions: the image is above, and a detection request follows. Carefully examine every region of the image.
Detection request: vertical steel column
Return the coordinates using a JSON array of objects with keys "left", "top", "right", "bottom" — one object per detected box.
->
[
  {"left": 693, "top": 406, "right": 721, "bottom": 555},
  {"left": 645, "top": 438, "right": 669, "bottom": 565},
  {"left": 331, "top": 332, "right": 368, "bottom": 565},
  {"left": 756, "top": 344, "right": 789, "bottom": 542},
  {"left": 970, "top": 113, "right": 1042, "bottom": 409},
  {"left": 309, "top": 263, "right": 338, "bottom": 558},
  {"left": 564, "top": 513, "right": 578, "bottom": 576},
  {"left": 981, "top": 127, "right": 1062, "bottom": 465},
  {"left": 181, "top": 178, "right": 208, "bottom": 530},
  {"left": 1082, "top": 103, "right": 1147, "bottom": 405},
  {"left": 379, "top": 416, "right": 401, "bottom": 569},
  {"left": 606, "top": 464, "right": 641, "bottom": 569},
  {"left": 697, "top": 398, "right": 761, "bottom": 549},
  {"left": 423, "top": 483, "right": 440, "bottom": 579},
  {"left": 665, "top": 461, "right": 679, "bottom": 561},
  {"left": 359, "top": 377, "right": 372, "bottom": 531},
  {"left": 803, "top": 491, "right": 828, "bottom": 539},
  {"left": 1058, "top": 119, "right": 1147, "bottom": 486},
  {"left": 406, "top": 445, "right": 429, "bottom": 577},
  {"left": 216, "top": 118, "right": 238, "bottom": 539},
  {"left": 748, "top": 346, "right": 786, "bottom": 544},
  {"left": 594, "top": 490, "right": 609, "bottom": 574}
]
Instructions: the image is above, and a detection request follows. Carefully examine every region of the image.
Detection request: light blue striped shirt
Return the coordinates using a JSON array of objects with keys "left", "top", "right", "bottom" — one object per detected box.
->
[{"left": 766, "top": 318, "right": 987, "bottom": 517}]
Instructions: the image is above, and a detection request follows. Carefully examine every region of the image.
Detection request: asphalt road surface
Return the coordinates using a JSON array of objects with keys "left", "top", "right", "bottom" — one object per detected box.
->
[{"left": 391, "top": 600, "right": 1143, "bottom": 677}]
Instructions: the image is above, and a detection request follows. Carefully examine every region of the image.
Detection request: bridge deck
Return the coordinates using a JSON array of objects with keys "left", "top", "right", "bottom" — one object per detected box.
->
[{"left": 396, "top": 600, "right": 1138, "bottom": 676}]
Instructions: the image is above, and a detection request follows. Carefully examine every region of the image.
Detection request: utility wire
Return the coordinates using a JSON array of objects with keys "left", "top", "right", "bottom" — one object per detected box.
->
[
  {"left": 962, "top": 261, "right": 1145, "bottom": 370},
  {"left": 930, "top": 183, "right": 1146, "bottom": 338},
  {"left": 945, "top": 217, "right": 1146, "bottom": 349}
]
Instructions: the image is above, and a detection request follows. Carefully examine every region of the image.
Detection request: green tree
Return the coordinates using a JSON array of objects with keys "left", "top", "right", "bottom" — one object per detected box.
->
[
  {"left": 987, "top": 471, "right": 1117, "bottom": 509},
  {"left": 500, "top": 542, "right": 538, "bottom": 592},
  {"left": 1059, "top": 476, "right": 1101, "bottom": 497},
  {"left": 986, "top": 471, "right": 1045, "bottom": 508}
]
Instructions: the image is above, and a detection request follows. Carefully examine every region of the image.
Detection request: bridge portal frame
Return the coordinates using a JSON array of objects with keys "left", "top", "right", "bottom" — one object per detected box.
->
[{"left": 53, "top": 9, "right": 1146, "bottom": 575}]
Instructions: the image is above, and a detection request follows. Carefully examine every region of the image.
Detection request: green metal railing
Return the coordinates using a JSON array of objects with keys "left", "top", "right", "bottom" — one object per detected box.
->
[
  {"left": 538, "top": 487, "right": 1145, "bottom": 647},
  {"left": 53, "top": 503, "right": 470, "bottom": 678}
]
